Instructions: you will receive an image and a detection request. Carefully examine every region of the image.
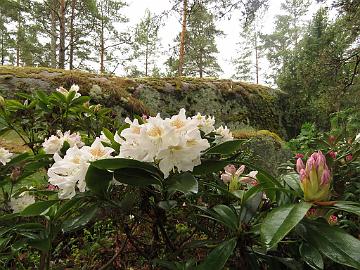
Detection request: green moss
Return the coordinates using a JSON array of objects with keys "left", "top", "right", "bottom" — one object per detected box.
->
[{"left": 0, "top": 66, "right": 285, "bottom": 136}]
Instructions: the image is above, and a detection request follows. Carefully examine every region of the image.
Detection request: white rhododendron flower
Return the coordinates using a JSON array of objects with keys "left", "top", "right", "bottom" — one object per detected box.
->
[
  {"left": 119, "top": 109, "right": 211, "bottom": 178},
  {"left": 9, "top": 192, "right": 35, "bottom": 213},
  {"left": 355, "top": 133, "right": 360, "bottom": 143},
  {"left": 48, "top": 138, "right": 114, "bottom": 199},
  {"left": 56, "top": 84, "right": 81, "bottom": 99},
  {"left": 0, "top": 147, "right": 13, "bottom": 165},
  {"left": 43, "top": 130, "right": 84, "bottom": 155},
  {"left": 192, "top": 113, "right": 215, "bottom": 134},
  {"left": 215, "top": 125, "right": 233, "bottom": 143}
]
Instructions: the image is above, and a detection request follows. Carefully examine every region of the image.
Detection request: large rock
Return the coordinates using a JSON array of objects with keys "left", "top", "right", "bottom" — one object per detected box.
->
[{"left": 0, "top": 66, "right": 286, "bottom": 137}]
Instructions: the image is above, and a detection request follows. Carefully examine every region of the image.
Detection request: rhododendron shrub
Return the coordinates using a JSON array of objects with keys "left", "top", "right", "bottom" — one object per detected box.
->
[{"left": 1, "top": 87, "right": 360, "bottom": 270}]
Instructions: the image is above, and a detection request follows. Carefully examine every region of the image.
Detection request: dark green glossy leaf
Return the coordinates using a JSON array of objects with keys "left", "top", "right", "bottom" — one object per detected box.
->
[
  {"left": 332, "top": 201, "right": 360, "bottom": 216},
  {"left": 85, "top": 165, "right": 113, "bottom": 197},
  {"left": 92, "top": 158, "right": 163, "bottom": 178},
  {"left": 20, "top": 200, "right": 59, "bottom": 217},
  {"left": 300, "top": 242, "right": 323, "bottom": 270},
  {"left": 205, "top": 140, "right": 243, "bottom": 155},
  {"left": 198, "top": 237, "right": 237, "bottom": 270},
  {"left": 158, "top": 200, "right": 177, "bottom": 210},
  {"left": 299, "top": 220, "right": 360, "bottom": 269},
  {"left": 114, "top": 167, "right": 161, "bottom": 186},
  {"left": 261, "top": 202, "right": 312, "bottom": 249},
  {"left": 193, "top": 160, "right": 231, "bottom": 175},
  {"left": 62, "top": 205, "right": 98, "bottom": 232},
  {"left": 167, "top": 172, "right": 198, "bottom": 194}
]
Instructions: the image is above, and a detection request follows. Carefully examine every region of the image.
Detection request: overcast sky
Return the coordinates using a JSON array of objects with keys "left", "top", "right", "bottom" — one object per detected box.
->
[{"left": 119, "top": 0, "right": 332, "bottom": 83}]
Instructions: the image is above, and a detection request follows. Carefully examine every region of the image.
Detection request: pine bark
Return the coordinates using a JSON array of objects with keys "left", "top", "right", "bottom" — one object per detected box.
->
[
  {"left": 58, "top": 0, "right": 66, "bottom": 69},
  {"left": 50, "top": 0, "right": 57, "bottom": 68},
  {"left": 69, "top": 0, "right": 76, "bottom": 70},
  {"left": 178, "top": 0, "right": 187, "bottom": 76}
]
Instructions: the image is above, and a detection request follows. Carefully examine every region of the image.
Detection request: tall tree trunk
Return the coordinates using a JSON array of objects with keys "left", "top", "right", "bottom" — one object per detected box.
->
[
  {"left": 69, "top": 0, "right": 76, "bottom": 70},
  {"left": 100, "top": 18, "right": 105, "bottom": 73},
  {"left": 16, "top": 0, "right": 21, "bottom": 66},
  {"left": 58, "top": 0, "right": 66, "bottom": 69},
  {"left": 145, "top": 41, "right": 149, "bottom": 76},
  {"left": 199, "top": 49, "right": 203, "bottom": 78},
  {"left": 1, "top": 32, "right": 4, "bottom": 65},
  {"left": 255, "top": 31, "right": 259, "bottom": 84},
  {"left": 178, "top": 0, "right": 187, "bottom": 76},
  {"left": 50, "top": 0, "right": 57, "bottom": 68}
]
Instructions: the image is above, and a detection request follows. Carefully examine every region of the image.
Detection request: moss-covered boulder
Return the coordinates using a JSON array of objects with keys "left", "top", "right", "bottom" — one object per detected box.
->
[{"left": 0, "top": 66, "right": 286, "bottom": 137}]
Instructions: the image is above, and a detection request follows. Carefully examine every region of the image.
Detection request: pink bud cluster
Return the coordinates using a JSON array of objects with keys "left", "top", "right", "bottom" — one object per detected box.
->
[{"left": 296, "top": 150, "right": 331, "bottom": 202}]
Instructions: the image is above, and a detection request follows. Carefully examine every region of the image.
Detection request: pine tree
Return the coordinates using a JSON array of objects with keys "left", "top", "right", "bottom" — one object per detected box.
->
[
  {"left": 261, "top": 0, "right": 310, "bottom": 81},
  {"left": 130, "top": 9, "right": 160, "bottom": 77},
  {"left": 93, "top": 0, "right": 129, "bottom": 74},
  {"left": 167, "top": 3, "right": 223, "bottom": 78}
]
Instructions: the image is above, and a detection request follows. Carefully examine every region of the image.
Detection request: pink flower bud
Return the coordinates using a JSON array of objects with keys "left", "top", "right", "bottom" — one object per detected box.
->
[
  {"left": 328, "top": 151, "right": 337, "bottom": 159},
  {"left": 296, "top": 158, "right": 305, "bottom": 174},
  {"left": 306, "top": 208, "right": 317, "bottom": 217},
  {"left": 306, "top": 156, "right": 316, "bottom": 171},
  {"left": 47, "top": 184, "right": 58, "bottom": 191},
  {"left": 142, "top": 114, "right": 148, "bottom": 120},
  {"left": 221, "top": 173, "right": 232, "bottom": 184},
  {"left": 224, "top": 164, "right": 237, "bottom": 175},
  {"left": 234, "top": 165, "right": 245, "bottom": 177},
  {"left": 299, "top": 169, "right": 307, "bottom": 182},
  {"left": 321, "top": 168, "right": 331, "bottom": 185},
  {"left": 316, "top": 151, "right": 326, "bottom": 168},
  {"left": 328, "top": 215, "right": 337, "bottom": 225},
  {"left": 346, "top": 154, "right": 353, "bottom": 161},
  {"left": 295, "top": 153, "right": 304, "bottom": 159}
]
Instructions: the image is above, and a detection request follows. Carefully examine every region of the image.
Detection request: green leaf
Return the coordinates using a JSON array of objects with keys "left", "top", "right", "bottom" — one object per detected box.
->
[
  {"left": 282, "top": 173, "right": 302, "bottom": 194},
  {"left": 167, "top": 172, "right": 198, "bottom": 194},
  {"left": 332, "top": 201, "right": 360, "bottom": 216},
  {"left": 299, "top": 220, "right": 360, "bottom": 269},
  {"left": 205, "top": 140, "right": 243, "bottom": 155},
  {"left": 70, "top": 96, "right": 90, "bottom": 106},
  {"left": 299, "top": 243, "right": 323, "bottom": 270},
  {"left": 102, "top": 128, "right": 114, "bottom": 141},
  {"left": 62, "top": 205, "right": 98, "bottom": 232},
  {"left": 158, "top": 200, "right": 177, "bottom": 211},
  {"left": 54, "top": 197, "right": 84, "bottom": 219},
  {"left": 197, "top": 204, "right": 239, "bottom": 231},
  {"left": 27, "top": 237, "right": 50, "bottom": 252},
  {"left": 114, "top": 168, "right": 161, "bottom": 186},
  {"left": 197, "top": 237, "right": 237, "bottom": 270},
  {"left": 85, "top": 165, "right": 113, "bottom": 197},
  {"left": 261, "top": 202, "right": 312, "bottom": 249},
  {"left": 193, "top": 160, "right": 231, "bottom": 175},
  {"left": 92, "top": 158, "right": 163, "bottom": 178},
  {"left": 20, "top": 200, "right": 59, "bottom": 217}
]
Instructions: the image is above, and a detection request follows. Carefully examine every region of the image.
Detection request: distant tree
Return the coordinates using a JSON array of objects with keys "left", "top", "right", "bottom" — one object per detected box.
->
[
  {"left": 131, "top": 9, "right": 160, "bottom": 76},
  {"left": 167, "top": 3, "right": 223, "bottom": 78},
  {"left": 93, "top": 0, "right": 129, "bottom": 74},
  {"left": 169, "top": 0, "right": 268, "bottom": 76},
  {"left": 232, "top": 13, "right": 264, "bottom": 83},
  {"left": 261, "top": 0, "right": 310, "bottom": 81}
]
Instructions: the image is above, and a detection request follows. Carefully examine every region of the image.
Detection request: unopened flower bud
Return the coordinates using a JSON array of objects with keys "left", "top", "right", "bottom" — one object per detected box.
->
[
  {"left": 328, "top": 215, "right": 337, "bottom": 225},
  {"left": 346, "top": 154, "right": 353, "bottom": 161},
  {"left": 328, "top": 151, "right": 337, "bottom": 159},
  {"left": 296, "top": 158, "right": 305, "bottom": 173},
  {"left": 10, "top": 167, "right": 21, "bottom": 182}
]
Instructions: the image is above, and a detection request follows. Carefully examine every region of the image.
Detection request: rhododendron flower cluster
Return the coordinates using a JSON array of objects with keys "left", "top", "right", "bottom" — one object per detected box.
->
[
  {"left": 296, "top": 150, "right": 331, "bottom": 202},
  {"left": 119, "top": 109, "right": 221, "bottom": 178},
  {"left": 42, "top": 130, "right": 84, "bottom": 155},
  {"left": 48, "top": 138, "right": 113, "bottom": 199},
  {"left": 0, "top": 147, "right": 13, "bottom": 165},
  {"left": 47, "top": 109, "right": 234, "bottom": 198}
]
